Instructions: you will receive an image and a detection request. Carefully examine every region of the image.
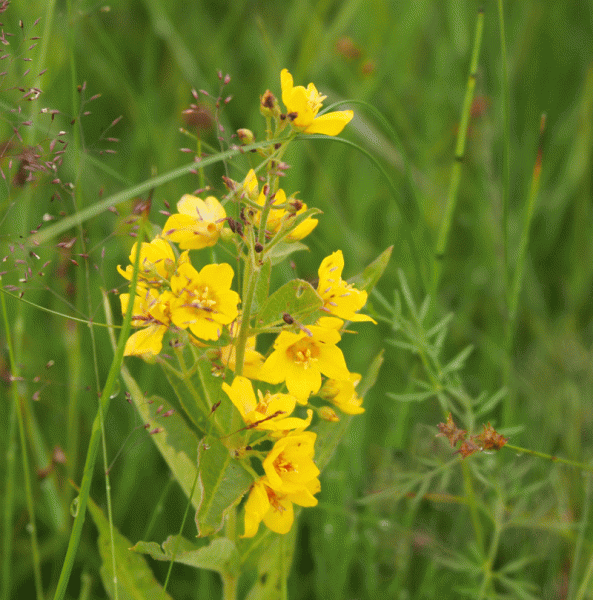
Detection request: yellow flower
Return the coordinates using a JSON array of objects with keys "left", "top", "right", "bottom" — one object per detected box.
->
[
  {"left": 280, "top": 68, "right": 353, "bottom": 136},
  {"left": 242, "top": 476, "right": 319, "bottom": 537},
  {"left": 117, "top": 237, "right": 176, "bottom": 287},
  {"left": 243, "top": 169, "right": 318, "bottom": 242},
  {"left": 263, "top": 431, "right": 320, "bottom": 493},
  {"left": 317, "top": 250, "right": 376, "bottom": 323},
  {"left": 163, "top": 194, "right": 226, "bottom": 250},
  {"left": 222, "top": 376, "right": 302, "bottom": 432},
  {"left": 120, "top": 288, "right": 172, "bottom": 357},
  {"left": 259, "top": 325, "right": 350, "bottom": 403},
  {"left": 169, "top": 262, "right": 240, "bottom": 341},
  {"left": 319, "top": 372, "right": 365, "bottom": 415}
]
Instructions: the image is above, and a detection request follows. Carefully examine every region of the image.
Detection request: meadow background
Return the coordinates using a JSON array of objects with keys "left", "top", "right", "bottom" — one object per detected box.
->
[{"left": 1, "top": 0, "right": 593, "bottom": 598}]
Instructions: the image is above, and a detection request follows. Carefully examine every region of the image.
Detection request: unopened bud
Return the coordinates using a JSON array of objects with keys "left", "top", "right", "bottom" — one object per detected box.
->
[
  {"left": 260, "top": 90, "right": 280, "bottom": 118},
  {"left": 237, "top": 128, "right": 255, "bottom": 144},
  {"left": 319, "top": 406, "right": 340, "bottom": 422}
]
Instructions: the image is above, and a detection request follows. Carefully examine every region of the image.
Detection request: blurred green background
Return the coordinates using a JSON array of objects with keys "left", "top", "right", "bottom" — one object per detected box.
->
[{"left": 1, "top": 0, "right": 593, "bottom": 598}]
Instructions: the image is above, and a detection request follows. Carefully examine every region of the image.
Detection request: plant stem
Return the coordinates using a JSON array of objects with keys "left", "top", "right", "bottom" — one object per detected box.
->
[
  {"left": 52, "top": 222, "right": 146, "bottom": 600},
  {"left": 504, "top": 444, "right": 593, "bottom": 474},
  {"left": 430, "top": 7, "right": 484, "bottom": 298}
]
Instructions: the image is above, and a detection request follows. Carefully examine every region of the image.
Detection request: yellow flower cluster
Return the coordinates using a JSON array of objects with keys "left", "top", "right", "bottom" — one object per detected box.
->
[{"left": 118, "top": 69, "right": 369, "bottom": 538}]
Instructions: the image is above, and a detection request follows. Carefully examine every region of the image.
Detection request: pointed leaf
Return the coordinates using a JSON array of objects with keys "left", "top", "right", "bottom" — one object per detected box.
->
[
  {"left": 244, "top": 526, "right": 298, "bottom": 600},
  {"left": 349, "top": 246, "right": 393, "bottom": 294},
  {"left": 120, "top": 365, "right": 200, "bottom": 509},
  {"left": 387, "top": 390, "right": 436, "bottom": 403},
  {"left": 441, "top": 344, "right": 474, "bottom": 376},
  {"left": 131, "top": 536, "right": 239, "bottom": 576},
  {"left": 195, "top": 437, "right": 254, "bottom": 537},
  {"left": 86, "top": 496, "right": 173, "bottom": 600},
  {"left": 265, "top": 240, "right": 309, "bottom": 265},
  {"left": 255, "top": 279, "right": 323, "bottom": 329}
]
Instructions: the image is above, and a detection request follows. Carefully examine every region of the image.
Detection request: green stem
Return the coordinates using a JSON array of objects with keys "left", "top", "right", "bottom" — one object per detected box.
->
[
  {"left": 52, "top": 222, "right": 147, "bottom": 600},
  {"left": 30, "top": 139, "right": 287, "bottom": 247},
  {"left": 221, "top": 572, "right": 238, "bottom": 600},
  {"left": 504, "top": 444, "right": 593, "bottom": 474},
  {"left": 0, "top": 279, "right": 44, "bottom": 600},
  {"left": 430, "top": 7, "right": 485, "bottom": 298},
  {"left": 0, "top": 279, "right": 23, "bottom": 600},
  {"left": 462, "top": 460, "right": 484, "bottom": 555},
  {"left": 503, "top": 114, "right": 545, "bottom": 424},
  {"left": 477, "top": 517, "right": 502, "bottom": 600},
  {"left": 497, "top": 0, "right": 511, "bottom": 310}
]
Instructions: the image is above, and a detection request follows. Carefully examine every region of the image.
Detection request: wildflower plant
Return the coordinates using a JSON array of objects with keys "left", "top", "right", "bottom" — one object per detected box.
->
[{"left": 93, "top": 68, "right": 389, "bottom": 598}]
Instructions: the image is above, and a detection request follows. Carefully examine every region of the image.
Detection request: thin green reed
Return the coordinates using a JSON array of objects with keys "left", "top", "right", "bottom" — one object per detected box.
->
[
  {"left": 2, "top": 4, "right": 62, "bottom": 598},
  {"left": 504, "top": 115, "right": 545, "bottom": 419},
  {"left": 1, "top": 278, "right": 34, "bottom": 600},
  {"left": 497, "top": 0, "right": 513, "bottom": 426},
  {"left": 52, "top": 220, "right": 146, "bottom": 600},
  {"left": 1, "top": 285, "right": 43, "bottom": 600},
  {"left": 497, "top": 0, "right": 511, "bottom": 309},
  {"left": 430, "top": 7, "right": 484, "bottom": 298},
  {"left": 67, "top": 0, "right": 120, "bottom": 595}
]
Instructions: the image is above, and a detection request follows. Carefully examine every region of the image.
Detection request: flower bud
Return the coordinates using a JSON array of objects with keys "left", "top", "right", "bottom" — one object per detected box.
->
[
  {"left": 319, "top": 406, "right": 340, "bottom": 422},
  {"left": 237, "top": 128, "right": 255, "bottom": 144},
  {"left": 260, "top": 90, "right": 280, "bottom": 118}
]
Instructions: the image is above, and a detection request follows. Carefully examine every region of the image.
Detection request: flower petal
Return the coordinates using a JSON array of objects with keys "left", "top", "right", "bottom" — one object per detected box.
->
[{"left": 304, "top": 110, "right": 354, "bottom": 136}]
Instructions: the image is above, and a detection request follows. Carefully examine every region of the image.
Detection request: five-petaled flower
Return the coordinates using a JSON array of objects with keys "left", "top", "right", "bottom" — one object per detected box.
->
[
  {"left": 319, "top": 372, "right": 365, "bottom": 415},
  {"left": 259, "top": 324, "right": 350, "bottom": 403},
  {"left": 163, "top": 194, "right": 226, "bottom": 250},
  {"left": 243, "top": 169, "right": 318, "bottom": 242},
  {"left": 222, "top": 375, "right": 312, "bottom": 434},
  {"left": 242, "top": 476, "right": 320, "bottom": 537},
  {"left": 317, "top": 250, "right": 376, "bottom": 323},
  {"left": 120, "top": 287, "right": 172, "bottom": 357},
  {"left": 169, "top": 262, "right": 240, "bottom": 341},
  {"left": 281, "top": 68, "right": 353, "bottom": 136},
  {"left": 263, "top": 431, "right": 320, "bottom": 493},
  {"left": 117, "top": 237, "right": 178, "bottom": 288}
]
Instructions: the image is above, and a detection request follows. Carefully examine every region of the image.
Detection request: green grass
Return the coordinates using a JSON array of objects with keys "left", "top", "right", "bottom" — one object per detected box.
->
[{"left": 1, "top": 1, "right": 593, "bottom": 598}]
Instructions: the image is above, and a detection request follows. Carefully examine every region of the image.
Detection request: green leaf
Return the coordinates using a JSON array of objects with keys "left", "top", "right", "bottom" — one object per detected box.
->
[
  {"left": 86, "top": 495, "right": 174, "bottom": 600},
  {"left": 265, "top": 240, "right": 309, "bottom": 266},
  {"left": 131, "top": 536, "right": 239, "bottom": 576},
  {"left": 386, "top": 390, "right": 436, "bottom": 403},
  {"left": 255, "top": 279, "right": 323, "bottom": 329},
  {"left": 244, "top": 526, "right": 298, "bottom": 600},
  {"left": 119, "top": 365, "right": 201, "bottom": 510},
  {"left": 195, "top": 437, "right": 254, "bottom": 537},
  {"left": 253, "top": 257, "right": 272, "bottom": 313},
  {"left": 441, "top": 344, "right": 474, "bottom": 376},
  {"left": 349, "top": 246, "right": 393, "bottom": 294}
]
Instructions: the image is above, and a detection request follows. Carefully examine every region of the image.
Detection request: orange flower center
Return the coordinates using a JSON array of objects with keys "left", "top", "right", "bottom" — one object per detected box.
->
[
  {"left": 266, "top": 486, "right": 287, "bottom": 513},
  {"left": 187, "top": 286, "right": 217, "bottom": 312},
  {"left": 287, "top": 338, "right": 319, "bottom": 369},
  {"left": 273, "top": 451, "right": 296, "bottom": 476}
]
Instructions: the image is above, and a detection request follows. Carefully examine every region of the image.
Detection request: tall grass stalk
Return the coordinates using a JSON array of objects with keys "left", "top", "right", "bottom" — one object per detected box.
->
[
  {"left": 52, "top": 221, "right": 146, "bottom": 600},
  {"left": 0, "top": 276, "right": 43, "bottom": 600},
  {"left": 430, "top": 7, "right": 485, "bottom": 298},
  {"left": 503, "top": 114, "right": 545, "bottom": 425}
]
